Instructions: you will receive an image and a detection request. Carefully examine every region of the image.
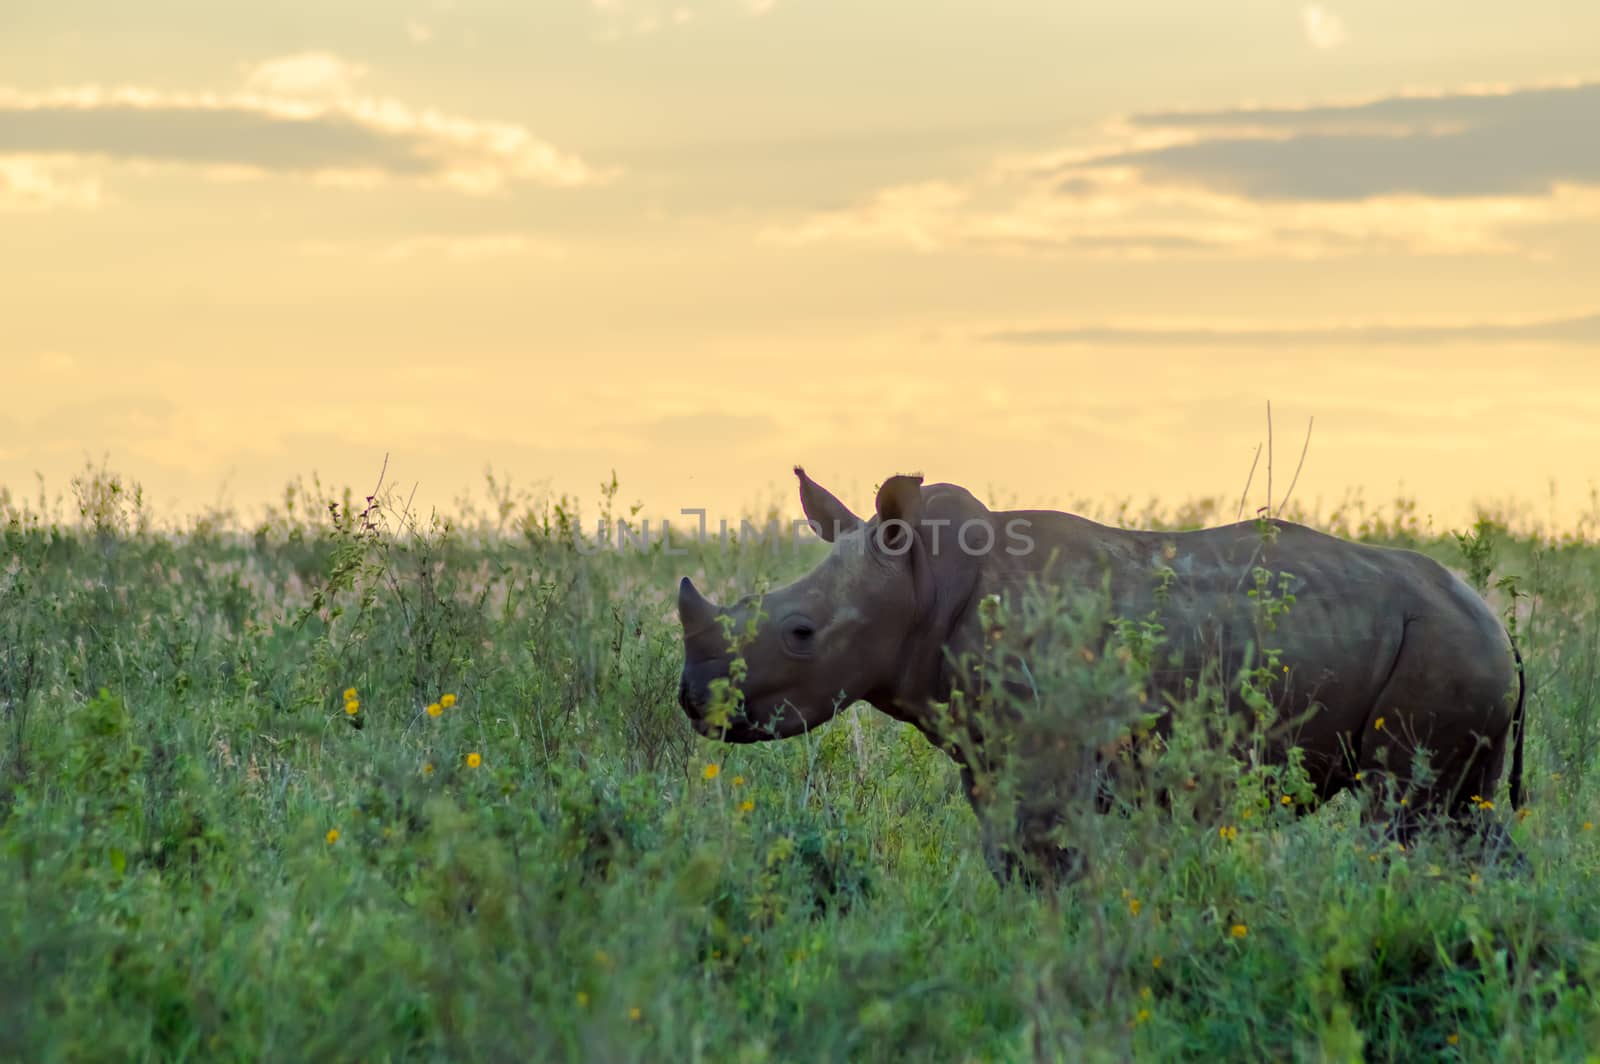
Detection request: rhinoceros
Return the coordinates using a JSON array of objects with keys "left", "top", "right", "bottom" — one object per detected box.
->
[{"left": 676, "top": 467, "right": 1527, "bottom": 883}]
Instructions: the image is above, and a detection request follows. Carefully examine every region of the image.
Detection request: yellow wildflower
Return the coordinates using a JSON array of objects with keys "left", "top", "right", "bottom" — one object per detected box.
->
[
  {"left": 1135, "top": 1007, "right": 1151, "bottom": 1025},
  {"left": 1280, "top": 794, "right": 1293, "bottom": 806},
  {"left": 739, "top": 799, "right": 755, "bottom": 813},
  {"left": 628, "top": 1006, "right": 641, "bottom": 1022},
  {"left": 733, "top": 775, "right": 745, "bottom": 786},
  {"left": 1447, "top": 1033, "right": 1459, "bottom": 1046},
  {"left": 441, "top": 693, "right": 457, "bottom": 709},
  {"left": 1230, "top": 924, "right": 1248, "bottom": 939},
  {"left": 1218, "top": 825, "right": 1237, "bottom": 841},
  {"left": 466, "top": 752, "right": 482, "bottom": 768},
  {"left": 1139, "top": 986, "right": 1152, "bottom": 1001},
  {"left": 427, "top": 702, "right": 442, "bottom": 718},
  {"left": 423, "top": 762, "right": 435, "bottom": 776},
  {"left": 1151, "top": 956, "right": 1163, "bottom": 970},
  {"left": 345, "top": 699, "right": 360, "bottom": 715},
  {"left": 1128, "top": 898, "right": 1142, "bottom": 917},
  {"left": 1374, "top": 716, "right": 1385, "bottom": 731},
  {"left": 325, "top": 828, "right": 340, "bottom": 845},
  {"left": 343, "top": 687, "right": 357, "bottom": 701},
  {"left": 1584, "top": 821, "right": 1594, "bottom": 832},
  {"left": 703, "top": 763, "right": 721, "bottom": 780},
  {"left": 576, "top": 991, "right": 589, "bottom": 1008}
]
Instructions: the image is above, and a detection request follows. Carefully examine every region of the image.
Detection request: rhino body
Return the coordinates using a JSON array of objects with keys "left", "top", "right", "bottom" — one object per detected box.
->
[{"left": 677, "top": 469, "right": 1526, "bottom": 882}]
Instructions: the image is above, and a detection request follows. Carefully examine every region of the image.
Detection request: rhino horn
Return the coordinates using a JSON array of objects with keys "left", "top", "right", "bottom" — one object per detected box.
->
[{"left": 678, "top": 576, "right": 720, "bottom": 636}]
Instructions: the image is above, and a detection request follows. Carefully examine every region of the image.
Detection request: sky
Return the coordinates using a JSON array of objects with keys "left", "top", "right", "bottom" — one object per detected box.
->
[{"left": 4, "top": 0, "right": 1599, "bottom": 532}]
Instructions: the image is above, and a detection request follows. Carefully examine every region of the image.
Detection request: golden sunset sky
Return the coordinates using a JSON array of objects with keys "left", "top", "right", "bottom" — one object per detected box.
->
[{"left": 4, "top": 1, "right": 1599, "bottom": 530}]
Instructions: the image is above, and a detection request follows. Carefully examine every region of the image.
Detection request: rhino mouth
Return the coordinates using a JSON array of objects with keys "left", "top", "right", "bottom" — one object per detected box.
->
[
  {"left": 677, "top": 660, "right": 726, "bottom": 720},
  {"left": 677, "top": 674, "right": 809, "bottom": 743}
]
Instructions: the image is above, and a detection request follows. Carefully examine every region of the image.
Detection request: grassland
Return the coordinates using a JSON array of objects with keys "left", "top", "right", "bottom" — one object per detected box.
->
[{"left": 1, "top": 467, "right": 1598, "bottom": 1062}]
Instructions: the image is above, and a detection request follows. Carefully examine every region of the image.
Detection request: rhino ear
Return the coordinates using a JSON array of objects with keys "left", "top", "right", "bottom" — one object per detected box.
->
[
  {"left": 873, "top": 474, "right": 925, "bottom": 554},
  {"left": 795, "top": 466, "right": 862, "bottom": 542}
]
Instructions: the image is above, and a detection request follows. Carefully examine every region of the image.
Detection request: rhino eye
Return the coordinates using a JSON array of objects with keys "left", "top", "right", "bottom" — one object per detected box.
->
[{"left": 781, "top": 615, "right": 818, "bottom": 656}]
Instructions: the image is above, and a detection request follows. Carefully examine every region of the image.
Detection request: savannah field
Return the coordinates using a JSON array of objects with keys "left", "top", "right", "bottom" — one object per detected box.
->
[{"left": 2, "top": 464, "right": 1599, "bottom": 1063}]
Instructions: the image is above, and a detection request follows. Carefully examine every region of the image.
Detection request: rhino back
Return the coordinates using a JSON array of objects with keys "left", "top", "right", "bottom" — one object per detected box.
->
[{"left": 977, "top": 514, "right": 1508, "bottom": 726}]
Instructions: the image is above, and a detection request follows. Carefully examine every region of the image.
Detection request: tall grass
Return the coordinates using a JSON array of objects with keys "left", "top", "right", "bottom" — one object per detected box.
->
[{"left": 1, "top": 464, "right": 1597, "bottom": 1062}]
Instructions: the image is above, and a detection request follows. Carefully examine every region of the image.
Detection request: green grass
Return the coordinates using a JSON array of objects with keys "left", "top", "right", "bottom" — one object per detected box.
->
[{"left": 2, "top": 466, "right": 1598, "bottom": 1062}]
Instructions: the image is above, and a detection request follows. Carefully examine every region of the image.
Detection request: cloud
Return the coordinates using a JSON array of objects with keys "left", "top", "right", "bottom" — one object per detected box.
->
[
  {"left": 298, "top": 232, "right": 567, "bottom": 261},
  {"left": 37, "top": 351, "right": 79, "bottom": 374},
  {"left": 765, "top": 78, "right": 1600, "bottom": 259},
  {"left": 1092, "top": 81, "right": 1600, "bottom": 201},
  {"left": 0, "top": 156, "right": 101, "bottom": 211},
  {"left": 766, "top": 169, "right": 1600, "bottom": 259},
  {"left": 982, "top": 309, "right": 1600, "bottom": 348},
  {"left": 16, "top": 395, "right": 178, "bottom": 452},
  {"left": 242, "top": 52, "right": 368, "bottom": 97},
  {"left": 634, "top": 412, "right": 771, "bottom": 445},
  {"left": 768, "top": 181, "right": 967, "bottom": 252},
  {"left": 590, "top": 0, "right": 765, "bottom": 38},
  {"left": 380, "top": 233, "right": 567, "bottom": 261},
  {"left": 1301, "top": 5, "right": 1348, "bottom": 50},
  {"left": 1125, "top": 80, "right": 1594, "bottom": 134},
  {"left": 0, "top": 67, "right": 610, "bottom": 198},
  {"left": 590, "top": 0, "right": 684, "bottom": 36}
]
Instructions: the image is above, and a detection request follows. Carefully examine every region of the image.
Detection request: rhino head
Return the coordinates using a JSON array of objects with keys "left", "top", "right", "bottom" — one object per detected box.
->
[{"left": 677, "top": 467, "right": 975, "bottom": 743}]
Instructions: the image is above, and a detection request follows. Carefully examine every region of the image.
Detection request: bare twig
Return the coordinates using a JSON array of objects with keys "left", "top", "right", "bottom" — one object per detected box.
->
[
  {"left": 1277, "top": 416, "right": 1316, "bottom": 517},
  {"left": 1266, "top": 400, "right": 1274, "bottom": 519},
  {"left": 370, "top": 452, "right": 389, "bottom": 501},
  {"left": 362, "top": 453, "right": 390, "bottom": 536},
  {"left": 1236, "top": 443, "right": 1263, "bottom": 522}
]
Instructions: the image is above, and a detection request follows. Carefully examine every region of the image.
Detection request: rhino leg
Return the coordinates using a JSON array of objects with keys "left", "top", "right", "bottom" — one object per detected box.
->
[
  {"left": 979, "top": 833, "right": 1086, "bottom": 889},
  {"left": 1350, "top": 611, "right": 1521, "bottom": 858},
  {"left": 1355, "top": 723, "right": 1510, "bottom": 838},
  {"left": 1431, "top": 738, "right": 1528, "bottom": 871},
  {"left": 963, "top": 764, "right": 1088, "bottom": 888}
]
